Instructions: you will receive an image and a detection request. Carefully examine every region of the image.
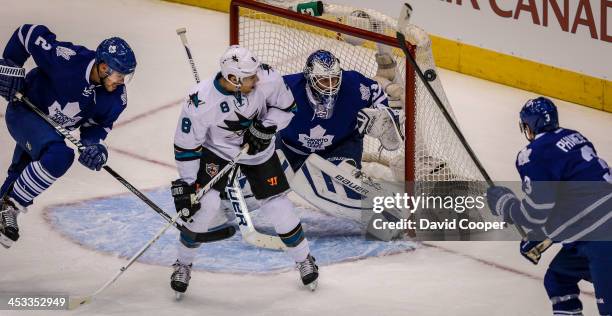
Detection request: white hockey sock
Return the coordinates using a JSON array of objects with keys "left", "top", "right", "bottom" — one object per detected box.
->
[
  {"left": 183, "top": 190, "right": 222, "bottom": 233},
  {"left": 177, "top": 242, "right": 199, "bottom": 265},
  {"left": 259, "top": 194, "right": 310, "bottom": 262},
  {"left": 176, "top": 190, "right": 223, "bottom": 263}
]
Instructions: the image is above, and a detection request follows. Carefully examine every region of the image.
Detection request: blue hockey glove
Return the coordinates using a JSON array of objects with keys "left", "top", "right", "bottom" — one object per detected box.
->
[
  {"left": 78, "top": 143, "right": 108, "bottom": 171},
  {"left": 0, "top": 59, "right": 25, "bottom": 102},
  {"left": 171, "top": 179, "right": 201, "bottom": 221},
  {"left": 520, "top": 229, "right": 553, "bottom": 265},
  {"left": 486, "top": 186, "right": 518, "bottom": 223}
]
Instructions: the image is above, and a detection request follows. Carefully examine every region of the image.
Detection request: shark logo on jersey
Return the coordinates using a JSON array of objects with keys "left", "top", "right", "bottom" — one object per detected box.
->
[
  {"left": 517, "top": 148, "right": 532, "bottom": 166},
  {"left": 298, "top": 125, "right": 334, "bottom": 152},
  {"left": 48, "top": 101, "right": 82, "bottom": 129},
  {"left": 359, "top": 83, "right": 370, "bottom": 101},
  {"left": 220, "top": 111, "right": 256, "bottom": 135},
  {"left": 187, "top": 92, "right": 204, "bottom": 108},
  {"left": 56, "top": 46, "right": 76, "bottom": 61}
]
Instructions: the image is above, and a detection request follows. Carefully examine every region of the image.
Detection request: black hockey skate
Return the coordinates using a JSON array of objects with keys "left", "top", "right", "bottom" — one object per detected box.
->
[
  {"left": 0, "top": 197, "right": 20, "bottom": 249},
  {"left": 296, "top": 254, "right": 318, "bottom": 291},
  {"left": 171, "top": 260, "right": 192, "bottom": 300}
]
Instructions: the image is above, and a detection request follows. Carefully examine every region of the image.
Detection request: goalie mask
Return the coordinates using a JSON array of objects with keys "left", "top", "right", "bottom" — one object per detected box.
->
[
  {"left": 303, "top": 50, "right": 342, "bottom": 119},
  {"left": 220, "top": 45, "right": 260, "bottom": 90}
]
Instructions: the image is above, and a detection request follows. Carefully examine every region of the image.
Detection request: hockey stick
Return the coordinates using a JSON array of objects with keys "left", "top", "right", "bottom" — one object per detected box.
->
[
  {"left": 176, "top": 27, "right": 201, "bottom": 84},
  {"left": 225, "top": 166, "right": 287, "bottom": 250},
  {"left": 13, "top": 92, "right": 234, "bottom": 243},
  {"left": 395, "top": 4, "right": 529, "bottom": 239},
  {"left": 67, "top": 147, "right": 249, "bottom": 309}
]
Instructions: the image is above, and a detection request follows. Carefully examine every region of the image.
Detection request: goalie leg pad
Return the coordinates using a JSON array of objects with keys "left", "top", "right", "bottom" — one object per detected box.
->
[{"left": 290, "top": 154, "right": 405, "bottom": 222}]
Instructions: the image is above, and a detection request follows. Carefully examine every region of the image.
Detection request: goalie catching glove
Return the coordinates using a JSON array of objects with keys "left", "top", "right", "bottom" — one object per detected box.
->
[
  {"left": 242, "top": 120, "right": 277, "bottom": 155},
  {"left": 171, "top": 179, "right": 201, "bottom": 221},
  {"left": 357, "top": 107, "right": 403, "bottom": 151}
]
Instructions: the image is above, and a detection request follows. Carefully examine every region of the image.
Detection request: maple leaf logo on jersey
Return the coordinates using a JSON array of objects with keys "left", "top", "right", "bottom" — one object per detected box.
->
[
  {"left": 120, "top": 86, "right": 127, "bottom": 106},
  {"left": 48, "top": 101, "right": 82, "bottom": 130},
  {"left": 220, "top": 111, "right": 256, "bottom": 135},
  {"left": 56, "top": 46, "right": 76, "bottom": 61},
  {"left": 517, "top": 147, "right": 532, "bottom": 166},
  {"left": 298, "top": 125, "right": 334, "bottom": 152},
  {"left": 359, "top": 83, "right": 370, "bottom": 101}
]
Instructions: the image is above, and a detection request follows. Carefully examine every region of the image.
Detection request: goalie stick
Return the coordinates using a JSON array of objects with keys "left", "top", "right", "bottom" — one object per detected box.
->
[
  {"left": 13, "top": 92, "right": 234, "bottom": 243},
  {"left": 395, "top": 3, "right": 535, "bottom": 242},
  {"left": 67, "top": 147, "right": 249, "bottom": 309}
]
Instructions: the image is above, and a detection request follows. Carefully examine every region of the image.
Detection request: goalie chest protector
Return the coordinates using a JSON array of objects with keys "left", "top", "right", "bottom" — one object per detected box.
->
[{"left": 280, "top": 70, "right": 388, "bottom": 154}]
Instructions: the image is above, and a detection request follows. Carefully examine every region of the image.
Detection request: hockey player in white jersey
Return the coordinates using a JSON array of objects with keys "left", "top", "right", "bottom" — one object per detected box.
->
[{"left": 169, "top": 45, "right": 317, "bottom": 296}]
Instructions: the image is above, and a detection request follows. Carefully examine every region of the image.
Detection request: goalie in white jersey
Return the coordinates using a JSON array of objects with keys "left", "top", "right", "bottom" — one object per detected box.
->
[{"left": 169, "top": 45, "right": 318, "bottom": 295}]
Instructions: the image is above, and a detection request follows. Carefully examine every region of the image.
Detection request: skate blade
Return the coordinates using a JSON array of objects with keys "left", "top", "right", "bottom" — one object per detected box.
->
[
  {"left": 175, "top": 292, "right": 184, "bottom": 301},
  {"left": 0, "top": 234, "right": 14, "bottom": 249},
  {"left": 307, "top": 280, "right": 318, "bottom": 292}
]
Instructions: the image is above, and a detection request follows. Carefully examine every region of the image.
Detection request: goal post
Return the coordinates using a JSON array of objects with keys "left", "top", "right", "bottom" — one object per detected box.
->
[{"left": 228, "top": 0, "right": 502, "bottom": 240}]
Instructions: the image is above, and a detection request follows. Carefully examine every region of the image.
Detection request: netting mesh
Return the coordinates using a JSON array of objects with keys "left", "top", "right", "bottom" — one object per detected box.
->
[{"left": 235, "top": 1, "right": 488, "bottom": 204}]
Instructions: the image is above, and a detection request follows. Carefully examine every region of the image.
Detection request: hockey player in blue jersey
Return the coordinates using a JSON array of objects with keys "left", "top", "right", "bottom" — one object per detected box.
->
[
  {"left": 0, "top": 24, "right": 137, "bottom": 248},
  {"left": 278, "top": 49, "right": 402, "bottom": 171},
  {"left": 265, "top": 49, "right": 405, "bottom": 239},
  {"left": 486, "top": 97, "right": 612, "bottom": 315}
]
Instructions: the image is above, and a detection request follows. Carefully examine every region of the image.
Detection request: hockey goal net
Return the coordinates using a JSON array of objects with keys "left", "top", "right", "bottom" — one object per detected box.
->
[{"left": 229, "top": 0, "right": 487, "bottom": 203}]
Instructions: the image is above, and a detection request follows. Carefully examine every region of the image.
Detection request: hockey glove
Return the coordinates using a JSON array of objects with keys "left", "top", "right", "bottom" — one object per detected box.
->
[
  {"left": 486, "top": 185, "right": 517, "bottom": 224},
  {"left": 78, "top": 143, "right": 108, "bottom": 171},
  {"left": 171, "top": 179, "right": 201, "bottom": 221},
  {"left": 0, "top": 59, "right": 25, "bottom": 102},
  {"left": 242, "top": 120, "right": 276, "bottom": 155},
  {"left": 520, "top": 229, "right": 553, "bottom": 265}
]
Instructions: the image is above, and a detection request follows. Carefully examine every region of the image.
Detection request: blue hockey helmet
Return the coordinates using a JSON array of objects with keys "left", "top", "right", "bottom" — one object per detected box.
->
[
  {"left": 304, "top": 50, "right": 342, "bottom": 104},
  {"left": 96, "top": 37, "right": 137, "bottom": 75},
  {"left": 519, "top": 97, "right": 559, "bottom": 139}
]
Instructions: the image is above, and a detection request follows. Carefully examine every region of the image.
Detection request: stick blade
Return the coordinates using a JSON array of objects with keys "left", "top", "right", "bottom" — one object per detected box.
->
[
  {"left": 68, "top": 295, "right": 92, "bottom": 310},
  {"left": 397, "top": 3, "right": 413, "bottom": 33},
  {"left": 244, "top": 232, "right": 286, "bottom": 250}
]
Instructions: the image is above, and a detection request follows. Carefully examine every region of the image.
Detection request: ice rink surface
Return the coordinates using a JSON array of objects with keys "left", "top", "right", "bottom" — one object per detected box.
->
[{"left": 1, "top": 0, "right": 611, "bottom": 315}]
